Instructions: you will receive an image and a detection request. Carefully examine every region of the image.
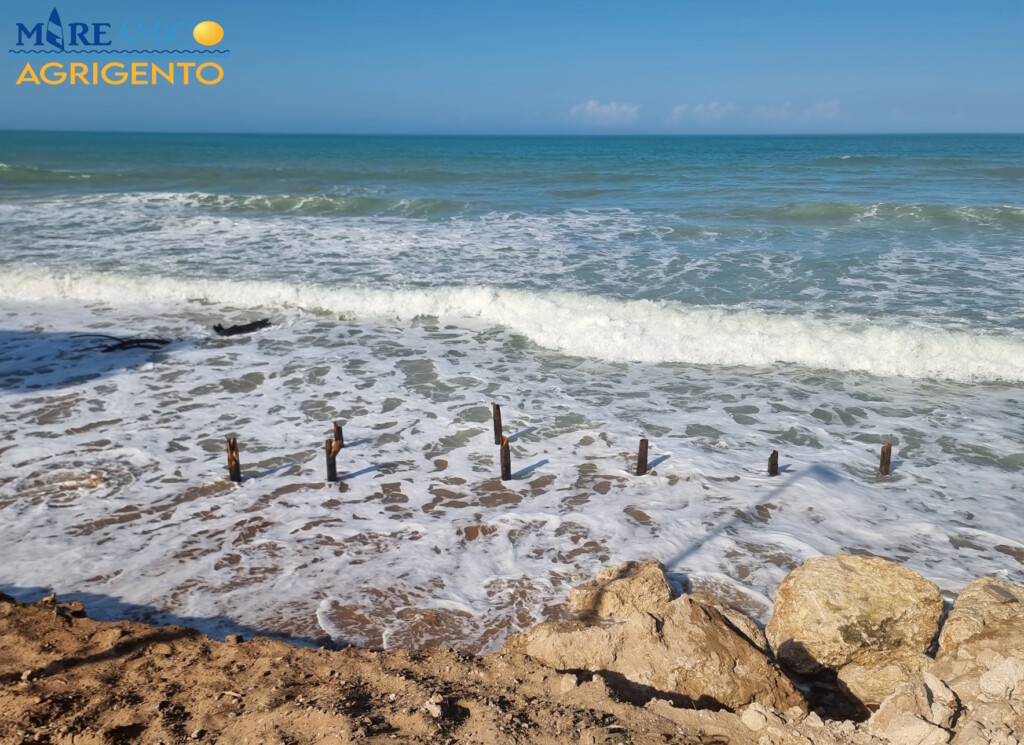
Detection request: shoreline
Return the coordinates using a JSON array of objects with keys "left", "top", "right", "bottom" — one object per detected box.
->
[
  {"left": 3, "top": 556, "right": 1022, "bottom": 744},
  {"left": 0, "top": 589, "right": 753, "bottom": 745},
  {"left": 2, "top": 297, "right": 1022, "bottom": 657}
]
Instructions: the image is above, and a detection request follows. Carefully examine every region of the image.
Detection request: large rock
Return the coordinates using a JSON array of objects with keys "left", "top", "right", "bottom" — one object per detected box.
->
[
  {"left": 506, "top": 594, "right": 806, "bottom": 714},
  {"left": 933, "top": 602, "right": 1024, "bottom": 710},
  {"left": 838, "top": 654, "right": 934, "bottom": 712},
  {"left": 866, "top": 676, "right": 960, "bottom": 742},
  {"left": 931, "top": 580, "right": 1024, "bottom": 744},
  {"left": 932, "top": 617, "right": 1024, "bottom": 711},
  {"left": 567, "top": 560, "right": 770, "bottom": 654},
  {"left": 938, "top": 577, "right": 1024, "bottom": 657},
  {"left": 949, "top": 702, "right": 1024, "bottom": 745},
  {"left": 568, "top": 560, "right": 672, "bottom": 618},
  {"left": 692, "top": 593, "right": 771, "bottom": 656},
  {"left": 766, "top": 554, "right": 943, "bottom": 681},
  {"left": 868, "top": 711, "right": 951, "bottom": 745}
]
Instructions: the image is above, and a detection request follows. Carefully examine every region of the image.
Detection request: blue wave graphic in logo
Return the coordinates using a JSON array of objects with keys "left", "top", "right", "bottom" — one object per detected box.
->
[{"left": 45, "top": 7, "right": 64, "bottom": 51}]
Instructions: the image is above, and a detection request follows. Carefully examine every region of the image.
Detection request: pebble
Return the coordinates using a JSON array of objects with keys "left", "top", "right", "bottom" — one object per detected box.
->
[{"left": 423, "top": 694, "right": 444, "bottom": 718}]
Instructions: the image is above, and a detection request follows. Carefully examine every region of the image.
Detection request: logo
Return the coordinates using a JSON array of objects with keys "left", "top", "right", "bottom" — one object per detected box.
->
[
  {"left": 11, "top": 8, "right": 228, "bottom": 86},
  {"left": 46, "top": 8, "right": 64, "bottom": 50}
]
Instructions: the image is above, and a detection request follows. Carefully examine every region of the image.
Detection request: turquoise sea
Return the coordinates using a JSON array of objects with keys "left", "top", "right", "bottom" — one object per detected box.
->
[{"left": 1, "top": 132, "right": 1022, "bottom": 648}]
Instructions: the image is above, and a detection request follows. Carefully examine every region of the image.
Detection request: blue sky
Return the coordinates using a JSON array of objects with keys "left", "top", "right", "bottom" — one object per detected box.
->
[{"left": 1, "top": 0, "right": 1022, "bottom": 134}]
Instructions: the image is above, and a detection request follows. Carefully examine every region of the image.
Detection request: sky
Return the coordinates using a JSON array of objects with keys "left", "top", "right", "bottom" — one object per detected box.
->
[{"left": 1, "top": 0, "right": 1022, "bottom": 134}]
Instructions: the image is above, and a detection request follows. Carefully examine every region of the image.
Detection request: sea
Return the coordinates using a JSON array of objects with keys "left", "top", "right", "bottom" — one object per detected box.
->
[{"left": 1, "top": 132, "right": 1022, "bottom": 650}]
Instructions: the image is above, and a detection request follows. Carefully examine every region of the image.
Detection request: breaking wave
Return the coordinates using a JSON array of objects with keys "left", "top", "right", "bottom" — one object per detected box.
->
[{"left": 4, "top": 266, "right": 1024, "bottom": 383}]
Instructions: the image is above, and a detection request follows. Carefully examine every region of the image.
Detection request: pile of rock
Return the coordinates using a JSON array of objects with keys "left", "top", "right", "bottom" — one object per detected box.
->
[{"left": 504, "top": 555, "right": 1024, "bottom": 745}]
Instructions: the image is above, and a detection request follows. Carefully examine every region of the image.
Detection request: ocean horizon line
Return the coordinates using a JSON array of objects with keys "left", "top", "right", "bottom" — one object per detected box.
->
[{"left": 2, "top": 128, "right": 1023, "bottom": 139}]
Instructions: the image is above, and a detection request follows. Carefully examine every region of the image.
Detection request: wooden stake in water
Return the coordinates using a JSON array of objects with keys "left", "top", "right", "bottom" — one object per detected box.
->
[
  {"left": 333, "top": 421, "right": 344, "bottom": 449},
  {"left": 500, "top": 435, "right": 512, "bottom": 481},
  {"left": 492, "top": 402, "right": 503, "bottom": 446},
  {"left": 226, "top": 437, "right": 241, "bottom": 483},
  {"left": 879, "top": 442, "right": 893, "bottom": 476},
  {"left": 768, "top": 450, "right": 779, "bottom": 477},
  {"left": 325, "top": 437, "right": 342, "bottom": 482},
  {"left": 636, "top": 438, "right": 649, "bottom": 476}
]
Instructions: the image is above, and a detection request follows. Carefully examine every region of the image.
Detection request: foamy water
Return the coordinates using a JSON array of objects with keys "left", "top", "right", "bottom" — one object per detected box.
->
[{"left": 1, "top": 133, "right": 1022, "bottom": 650}]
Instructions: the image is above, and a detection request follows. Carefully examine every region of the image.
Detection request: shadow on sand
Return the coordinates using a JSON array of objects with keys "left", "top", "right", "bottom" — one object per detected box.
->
[
  {"left": 0, "top": 583, "right": 334, "bottom": 649},
  {"left": 0, "top": 328, "right": 189, "bottom": 393}
]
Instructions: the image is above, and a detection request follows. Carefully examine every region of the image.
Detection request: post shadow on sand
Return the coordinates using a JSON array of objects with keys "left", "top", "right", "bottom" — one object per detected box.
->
[
  {"left": 339, "top": 464, "right": 380, "bottom": 481},
  {"left": 0, "top": 328, "right": 191, "bottom": 393},
  {"left": 507, "top": 426, "right": 537, "bottom": 443},
  {"left": 511, "top": 458, "right": 549, "bottom": 479},
  {"left": 647, "top": 454, "right": 670, "bottom": 470},
  {"left": 0, "top": 584, "right": 342, "bottom": 655}
]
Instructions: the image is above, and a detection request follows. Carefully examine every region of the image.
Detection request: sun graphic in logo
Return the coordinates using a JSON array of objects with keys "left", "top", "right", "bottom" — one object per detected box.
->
[{"left": 193, "top": 21, "right": 224, "bottom": 46}]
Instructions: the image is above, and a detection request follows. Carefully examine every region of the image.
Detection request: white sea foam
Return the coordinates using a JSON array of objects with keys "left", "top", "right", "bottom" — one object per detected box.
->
[
  {"left": 2, "top": 265, "right": 1023, "bottom": 383},
  {"left": 0, "top": 294, "right": 1021, "bottom": 652}
]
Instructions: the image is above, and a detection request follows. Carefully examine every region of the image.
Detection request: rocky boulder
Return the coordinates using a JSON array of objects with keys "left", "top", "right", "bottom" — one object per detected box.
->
[
  {"left": 765, "top": 554, "right": 943, "bottom": 707},
  {"left": 937, "top": 577, "right": 1024, "bottom": 657},
  {"left": 567, "top": 559, "right": 672, "bottom": 618},
  {"left": 837, "top": 654, "right": 934, "bottom": 713},
  {"left": 506, "top": 593, "right": 806, "bottom": 714},
  {"left": 931, "top": 578, "right": 1024, "bottom": 744},
  {"left": 565, "top": 560, "right": 772, "bottom": 656},
  {"left": 691, "top": 592, "right": 772, "bottom": 656},
  {"left": 865, "top": 674, "right": 961, "bottom": 744}
]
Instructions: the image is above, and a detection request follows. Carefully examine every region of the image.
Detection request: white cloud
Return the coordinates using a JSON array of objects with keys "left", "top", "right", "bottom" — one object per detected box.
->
[
  {"left": 669, "top": 101, "right": 737, "bottom": 123},
  {"left": 570, "top": 100, "right": 640, "bottom": 126}
]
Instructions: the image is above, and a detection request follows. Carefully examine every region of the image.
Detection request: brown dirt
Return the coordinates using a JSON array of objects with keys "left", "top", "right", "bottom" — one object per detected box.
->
[{"left": 0, "top": 591, "right": 742, "bottom": 745}]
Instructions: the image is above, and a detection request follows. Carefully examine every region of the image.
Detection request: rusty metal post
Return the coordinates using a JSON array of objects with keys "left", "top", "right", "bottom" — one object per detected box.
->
[
  {"left": 326, "top": 438, "right": 342, "bottom": 482},
  {"left": 879, "top": 443, "right": 893, "bottom": 476},
  {"left": 226, "top": 437, "right": 241, "bottom": 483},
  {"left": 500, "top": 435, "right": 512, "bottom": 480},
  {"left": 636, "top": 438, "right": 649, "bottom": 476},
  {"left": 492, "top": 403, "right": 503, "bottom": 446}
]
